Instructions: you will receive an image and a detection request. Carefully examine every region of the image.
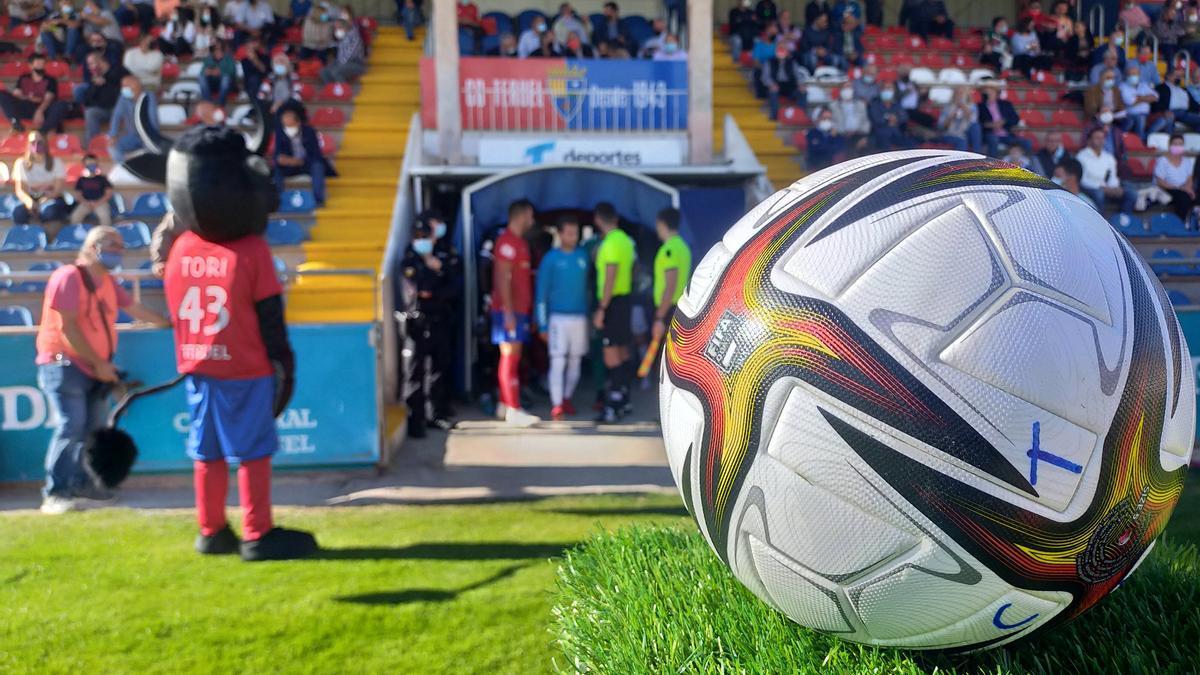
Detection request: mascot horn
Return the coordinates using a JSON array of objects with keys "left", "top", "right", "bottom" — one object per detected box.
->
[{"left": 84, "top": 375, "right": 186, "bottom": 488}]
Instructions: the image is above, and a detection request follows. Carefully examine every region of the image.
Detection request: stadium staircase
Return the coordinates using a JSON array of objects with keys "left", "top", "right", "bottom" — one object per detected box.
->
[
  {"left": 711, "top": 37, "right": 803, "bottom": 189},
  {"left": 285, "top": 25, "right": 420, "bottom": 324}
]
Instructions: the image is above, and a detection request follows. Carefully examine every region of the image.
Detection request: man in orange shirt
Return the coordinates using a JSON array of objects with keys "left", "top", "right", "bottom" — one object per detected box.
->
[{"left": 35, "top": 226, "right": 166, "bottom": 514}]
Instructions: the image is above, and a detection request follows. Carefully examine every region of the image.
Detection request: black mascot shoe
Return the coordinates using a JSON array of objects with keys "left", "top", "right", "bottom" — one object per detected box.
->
[
  {"left": 240, "top": 527, "right": 319, "bottom": 562},
  {"left": 195, "top": 525, "right": 240, "bottom": 555}
]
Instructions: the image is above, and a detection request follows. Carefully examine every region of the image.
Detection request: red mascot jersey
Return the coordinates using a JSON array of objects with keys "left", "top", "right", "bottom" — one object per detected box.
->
[
  {"left": 164, "top": 231, "right": 282, "bottom": 379},
  {"left": 490, "top": 229, "right": 532, "bottom": 315}
]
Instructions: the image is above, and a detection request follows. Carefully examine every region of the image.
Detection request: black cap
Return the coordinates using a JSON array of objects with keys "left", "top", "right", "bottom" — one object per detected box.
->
[
  {"left": 418, "top": 209, "right": 444, "bottom": 227},
  {"left": 412, "top": 221, "right": 432, "bottom": 238}
]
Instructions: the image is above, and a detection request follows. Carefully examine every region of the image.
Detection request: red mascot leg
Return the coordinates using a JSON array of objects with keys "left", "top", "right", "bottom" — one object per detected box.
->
[
  {"left": 498, "top": 346, "right": 520, "bottom": 410},
  {"left": 194, "top": 460, "right": 228, "bottom": 536},
  {"left": 238, "top": 456, "right": 274, "bottom": 542}
]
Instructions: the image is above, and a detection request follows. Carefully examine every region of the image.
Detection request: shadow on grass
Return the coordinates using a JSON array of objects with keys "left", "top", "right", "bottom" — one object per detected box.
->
[
  {"left": 545, "top": 506, "right": 690, "bottom": 519},
  {"left": 315, "top": 541, "right": 578, "bottom": 561},
  {"left": 335, "top": 564, "right": 527, "bottom": 606}
]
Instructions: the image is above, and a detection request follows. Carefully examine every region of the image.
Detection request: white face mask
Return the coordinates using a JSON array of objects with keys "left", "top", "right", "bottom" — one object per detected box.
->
[
  {"left": 839, "top": 88, "right": 853, "bottom": 101},
  {"left": 817, "top": 119, "right": 833, "bottom": 131},
  {"left": 862, "top": 74, "right": 875, "bottom": 83},
  {"left": 1127, "top": 75, "right": 1140, "bottom": 86},
  {"left": 334, "top": 29, "right": 346, "bottom": 39},
  {"left": 1099, "top": 111, "right": 1114, "bottom": 124},
  {"left": 880, "top": 89, "right": 894, "bottom": 102},
  {"left": 284, "top": 125, "right": 301, "bottom": 137},
  {"left": 1051, "top": 175, "right": 1065, "bottom": 186}
]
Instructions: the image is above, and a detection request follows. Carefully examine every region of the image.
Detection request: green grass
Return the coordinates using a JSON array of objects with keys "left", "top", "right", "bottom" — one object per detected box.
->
[
  {"left": 553, "top": 472, "right": 1200, "bottom": 674},
  {"left": 0, "top": 493, "right": 691, "bottom": 674}
]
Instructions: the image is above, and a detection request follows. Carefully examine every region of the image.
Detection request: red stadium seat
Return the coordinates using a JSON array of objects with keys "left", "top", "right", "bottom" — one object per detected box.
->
[
  {"left": 318, "top": 82, "right": 353, "bottom": 101},
  {"left": 1004, "top": 89, "right": 1026, "bottom": 102},
  {"left": 739, "top": 51, "right": 754, "bottom": 67},
  {"left": 48, "top": 134, "right": 81, "bottom": 158},
  {"left": 791, "top": 131, "right": 807, "bottom": 150},
  {"left": 65, "top": 162, "right": 83, "bottom": 184},
  {"left": 358, "top": 16, "right": 378, "bottom": 33},
  {"left": 0, "top": 61, "right": 24, "bottom": 78},
  {"left": 877, "top": 68, "right": 898, "bottom": 82},
  {"left": 297, "top": 59, "right": 323, "bottom": 78},
  {"left": 1017, "top": 131, "right": 1041, "bottom": 151},
  {"left": 44, "top": 60, "right": 69, "bottom": 78},
  {"left": 1124, "top": 132, "right": 1147, "bottom": 152},
  {"left": 317, "top": 132, "right": 337, "bottom": 155},
  {"left": 906, "top": 35, "right": 925, "bottom": 49},
  {"left": 892, "top": 53, "right": 915, "bottom": 66},
  {"left": 57, "top": 81, "right": 75, "bottom": 99},
  {"left": 778, "top": 106, "right": 810, "bottom": 126},
  {"left": 1061, "top": 132, "right": 1082, "bottom": 153},
  {"left": 877, "top": 35, "right": 900, "bottom": 50},
  {"left": 162, "top": 61, "right": 180, "bottom": 79},
  {"left": 87, "top": 135, "right": 110, "bottom": 159},
  {"left": 284, "top": 26, "right": 303, "bottom": 43},
  {"left": 886, "top": 25, "right": 907, "bottom": 34},
  {"left": 929, "top": 37, "right": 954, "bottom": 50},
  {"left": 0, "top": 134, "right": 27, "bottom": 157},
  {"left": 1023, "top": 88, "right": 1053, "bottom": 104},
  {"left": 1051, "top": 109, "right": 1083, "bottom": 127},
  {"left": 1021, "top": 109, "right": 1052, "bottom": 127},
  {"left": 951, "top": 54, "right": 972, "bottom": 68},
  {"left": 1128, "top": 156, "right": 1152, "bottom": 179},
  {"left": 310, "top": 107, "right": 345, "bottom": 126},
  {"left": 920, "top": 54, "right": 947, "bottom": 68},
  {"left": 121, "top": 25, "right": 141, "bottom": 43},
  {"left": 297, "top": 82, "right": 317, "bottom": 100},
  {"left": 959, "top": 35, "right": 984, "bottom": 51},
  {"left": 8, "top": 24, "right": 36, "bottom": 40},
  {"left": 865, "top": 25, "right": 882, "bottom": 35},
  {"left": 863, "top": 53, "right": 878, "bottom": 66}
]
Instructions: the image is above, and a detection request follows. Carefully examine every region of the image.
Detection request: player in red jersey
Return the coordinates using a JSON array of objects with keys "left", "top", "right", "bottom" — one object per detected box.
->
[
  {"left": 163, "top": 126, "right": 317, "bottom": 561},
  {"left": 491, "top": 199, "right": 540, "bottom": 426}
]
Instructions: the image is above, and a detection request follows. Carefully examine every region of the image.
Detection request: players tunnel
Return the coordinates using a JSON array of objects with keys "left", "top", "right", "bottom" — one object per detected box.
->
[{"left": 455, "top": 164, "right": 680, "bottom": 395}]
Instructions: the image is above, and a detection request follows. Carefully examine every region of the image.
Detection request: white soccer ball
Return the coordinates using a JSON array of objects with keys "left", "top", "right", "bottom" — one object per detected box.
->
[{"left": 659, "top": 151, "right": 1195, "bottom": 651}]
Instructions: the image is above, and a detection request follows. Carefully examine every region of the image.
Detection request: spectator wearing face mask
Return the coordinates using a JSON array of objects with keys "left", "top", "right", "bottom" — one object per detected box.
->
[
  {"left": 1090, "top": 30, "right": 1126, "bottom": 68},
  {"left": 1035, "top": 132, "right": 1074, "bottom": 178},
  {"left": 831, "top": 86, "right": 870, "bottom": 153},
  {"left": 831, "top": 14, "right": 864, "bottom": 67},
  {"left": 40, "top": 1, "right": 83, "bottom": 63},
  {"left": 937, "top": 86, "right": 981, "bottom": 152},
  {"left": 1154, "top": 133, "right": 1197, "bottom": 221},
  {"left": 806, "top": 107, "right": 846, "bottom": 169},
  {"left": 981, "top": 16, "right": 1013, "bottom": 71},
  {"left": 0, "top": 55, "right": 67, "bottom": 136},
  {"left": 1154, "top": 4, "right": 1185, "bottom": 67},
  {"left": 1053, "top": 157, "right": 1099, "bottom": 210},
  {"left": 977, "top": 84, "right": 1032, "bottom": 157},
  {"left": 487, "top": 32, "right": 519, "bottom": 57},
  {"left": 1084, "top": 68, "right": 1125, "bottom": 119},
  {"left": 69, "top": 154, "right": 113, "bottom": 229},
  {"left": 108, "top": 75, "right": 156, "bottom": 163},
  {"left": 729, "top": 0, "right": 758, "bottom": 61},
  {"left": 552, "top": 3, "right": 589, "bottom": 46},
  {"left": 301, "top": 4, "right": 335, "bottom": 61},
  {"left": 799, "top": 13, "right": 842, "bottom": 71},
  {"left": 114, "top": 0, "right": 156, "bottom": 32},
  {"left": 320, "top": 19, "right": 365, "bottom": 82},
  {"left": 79, "top": 51, "right": 126, "bottom": 148},
  {"left": 593, "top": 2, "right": 631, "bottom": 51},
  {"left": 240, "top": 35, "right": 271, "bottom": 104},
  {"left": 80, "top": 0, "right": 123, "bottom": 46},
  {"left": 852, "top": 63, "right": 881, "bottom": 101},
  {"left": 1077, "top": 126, "right": 1136, "bottom": 214},
  {"left": 272, "top": 105, "right": 335, "bottom": 207},
  {"left": 1065, "top": 21, "right": 1094, "bottom": 75},
  {"left": 1134, "top": 45, "right": 1161, "bottom": 86},
  {"left": 1011, "top": 19, "right": 1053, "bottom": 79},
  {"left": 564, "top": 31, "right": 595, "bottom": 57},
  {"left": 750, "top": 23, "right": 779, "bottom": 65},
  {"left": 199, "top": 41, "right": 237, "bottom": 105},
  {"left": 760, "top": 43, "right": 804, "bottom": 120},
  {"left": 124, "top": 32, "right": 164, "bottom": 94},
  {"left": 160, "top": 7, "right": 198, "bottom": 57},
  {"left": 531, "top": 28, "right": 564, "bottom": 57},
  {"left": 913, "top": 0, "right": 953, "bottom": 41},
  {"left": 1118, "top": 0, "right": 1151, "bottom": 41},
  {"left": 869, "top": 86, "right": 909, "bottom": 150},
  {"left": 652, "top": 34, "right": 686, "bottom": 61},
  {"left": 12, "top": 131, "right": 69, "bottom": 240},
  {"left": 639, "top": 18, "right": 670, "bottom": 57},
  {"left": 518, "top": 16, "right": 547, "bottom": 58},
  {"left": 1120, "top": 63, "right": 1159, "bottom": 139},
  {"left": 1150, "top": 68, "right": 1200, "bottom": 135},
  {"left": 1084, "top": 104, "right": 1129, "bottom": 159},
  {"left": 1181, "top": 10, "right": 1200, "bottom": 63},
  {"left": 260, "top": 54, "right": 303, "bottom": 113}
]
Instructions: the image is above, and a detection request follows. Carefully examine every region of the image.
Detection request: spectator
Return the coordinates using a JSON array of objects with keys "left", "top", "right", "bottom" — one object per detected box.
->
[
  {"left": 1035, "top": 132, "right": 1073, "bottom": 178},
  {"left": 596, "top": 39, "right": 631, "bottom": 59},
  {"left": 913, "top": 0, "right": 953, "bottom": 41},
  {"left": 114, "top": 0, "right": 155, "bottom": 32},
  {"left": 593, "top": 2, "right": 630, "bottom": 50},
  {"left": 123, "top": 32, "right": 164, "bottom": 95},
  {"left": 398, "top": 0, "right": 423, "bottom": 41},
  {"left": 831, "top": 13, "right": 864, "bottom": 67},
  {"left": 320, "top": 19, "right": 365, "bottom": 83},
  {"left": 1090, "top": 30, "right": 1126, "bottom": 69},
  {"left": 898, "top": 0, "right": 922, "bottom": 32},
  {"left": 1046, "top": 0, "right": 1073, "bottom": 56},
  {"left": 760, "top": 42, "right": 803, "bottom": 119},
  {"left": 290, "top": 0, "right": 315, "bottom": 23},
  {"left": 869, "top": 85, "right": 909, "bottom": 150},
  {"left": 831, "top": 86, "right": 870, "bottom": 153},
  {"left": 806, "top": 0, "right": 832, "bottom": 27},
  {"left": 69, "top": 154, "right": 114, "bottom": 229},
  {"left": 531, "top": 29, "right": 563, "bottom": 57},
  {"left": 754, "top": 0, "right": 778, "bottom": 27},
  {"left": 981, "top": 17, "right": 1012, "bottom": 71},
  {"left": 1065, "top": 21, "right": 1094, "bottom": 76},
  {"left": 806, "top": 107, "right": 846, "bottom": 169},
  {"left": 1054, "top": 157, "right": 1099, "bottom": 210},
  {"left": 1077, "top": 127, "right": 1136, "bottom": 213},
  {"left": 552, "top": 3, "right": 589, "bottom": 45},
  {"left": 1118, "top": 0, "right": 1151, "bottom": 42},
  {"left": 652, "top": 34, "right": 686, "bottom": 61},
  {"left": 518, "top": 16, "right": 547, "bottom": 58},
  {"left": 895, "top": 65, "right": 936, "bottom": 134},
  {"left": 240, "top": 35, "right": 271, "bottom": 103},
  {"left": 1020, "top": 0, "right": 1057, "bottom": 35},
  {"left": 223, "top": 0, "right": 251, "bottom": 41},
  {"left": 799, "top": 12, "right": 841, "bottom": 71},
  {"left": 272, "top": 105, "right": 334, "bottom": 207},
  {"left": 729, "top": 0, "right": 758, "bottom": 61},
  {"left": 1134, "top": 45, "right": 1161, "bottom": 85},
  {"left": 1084, "top": 104, "right": 1129, "bottom": 158},
  {"left": 1120, "top": 63, "right": 1158, "bottom": 139},
  {"left": 483, "top": 32, "right": 516, "bottom": 57},
  {"left": 775, "top": 10, "right": 802, "bottom": 47},
  {"left": 261, "top": 53, "right": 302, "bottom": 112},
  {"left": 1084, "top": 67, "right": 1125, "bottom": 118},
  {"left": 639, "top": 18, "right": 669, "bottom": 57},
  {"left": 0, "top": 55, "right": 67, "bottom": 135},
  {"left": 750, "top": 22, "right": 780, "bottom": 64},
  {"left": 301, "top": 4, "right": 335, "bottom": 61},
  {"left": 852, "top": 62, "right": 881, "bottom": 101},
  {"left": 82, "top": 0, "right": 123, "bottom": 45},
  {"left": 563, "top": 31, "right": 596, "bottom": 58},
  {"left": 85, "top": 29, "right": 126, "bottom": 71},
  {"left": 108, "top": 75, "right": 156, "bottom": 163},
  {"left": 1151, "top": 68, "right": 1200, "bottom": 135},
  {"left": 39, "top": 1, "right": 83, "bottom": 63},
  {"left": 937, "top": 86, "right": 981, "bottom": 151},
  {"left": 8, "top": 0, "right": 47, "bottom": 25},
  {"left": 977, "top": 83, "right": 1031, "bottom": 156},
  {"left": 160, "top": 7, "right": 198, "bottom": 57},
  {"left": 831, "top": 0, "right": 862, "bottom": 22},
  {"left": 1154, "top": 133, "right": 1198, "bottom": 221},
  {"left": 12, "top": 132, "right": 69, "bottom": 240},
  {"left": 1154, "top": 4, "right": 1185, "bottom": 66},
  {"left": 34, "top": 226, "right": 165, "bottom": 514},
  {"left": 1180, "top": 7, "right": 1200, "bottom": 61},
  {"left": 199, "top": 41, "right": 237, "bottom": 105},
  {"left": 1002, "top": 142, "right": 1043, "bottom": 175},
  {"left": 79, "top": 52, "right": 125, "bottom": 148},
  {"left": 1011, "top": 18, "right": 1053, "bottom": 78}
]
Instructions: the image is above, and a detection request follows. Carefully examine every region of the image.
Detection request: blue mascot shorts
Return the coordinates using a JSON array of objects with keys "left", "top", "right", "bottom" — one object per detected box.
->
[
  {"left": 490, "top": 311, "right": 531, "bottom": 345},
  {"left": 185, "top": 374, "right": 278, "bottom": 463}
]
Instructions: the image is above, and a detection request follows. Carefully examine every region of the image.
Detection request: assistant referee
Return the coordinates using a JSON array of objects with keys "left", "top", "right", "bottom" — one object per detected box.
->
[
  {"left": 651, "top": 207, "right": 691, "bottom": 344},
  {"left": 591, "top": 202, "right": 637, "bottom": 423}
]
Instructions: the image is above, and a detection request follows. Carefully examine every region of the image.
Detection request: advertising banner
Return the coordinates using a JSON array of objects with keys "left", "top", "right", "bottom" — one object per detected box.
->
[
  {"left": 477, "top": 136, "right": 685, "bottom": 167},
  {"left": 420, "top": 57, "right": 688, "bottom": 131},
  {"left": 0, "top": 324, "right": 379, "bottom": 482}
]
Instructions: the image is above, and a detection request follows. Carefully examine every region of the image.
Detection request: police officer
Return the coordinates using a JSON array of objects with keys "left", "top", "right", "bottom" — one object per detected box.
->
[
  {"left": 422, "top": 209, "right": 460, "bottom": 426},
  {"left": 401, "top": 221, "right": 452, "bottom": 438}
]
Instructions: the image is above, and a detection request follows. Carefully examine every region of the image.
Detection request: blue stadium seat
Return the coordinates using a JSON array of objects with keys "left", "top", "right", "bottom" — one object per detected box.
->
[
  {"left": 266, "top": 219, "right": 306, "bottom": 246},
  {"left": 621, "top": 16, "right": 653, "bottom": 50},
  {"left": 1150, "top": 248, "right": 1191, "bottom": 276},
  {"left": 2, "top": 224, "right": 48, "bottom": 251},
  {"left": 1149, "top": 212, "right": 1190, "bottom": 237},
  {"left": 47, "top": 223, "right": 90, "bottom": 251},
  {"left": 458, "top": 26, "right": 477, "bottom": 55},
  {"left": 483, "top": 11, "right": 513, "bottom": 36},
  {"left": 516, "top": 9, "right": 547, "bottom": 33},
  {"left": 138, "top": 260, "right": 163, "bottom": 289},
  {"left": 123, "top": 192, "right": 169, "bottom": 219},
  {"left": 0, "top": 305, "right": 33, "bottom": 326},
  {"left": 278, "top": 190, "right": 316, "bottom": 214},
  {"left": 481, "top": 34, "right": 500, "bottom": 54},
  {"left": 0, "top": 193, "right": 21, "bottom": 219},
  {"left": 14, "top": 261, "right": 61, "bottom": 294},
  {"left": 588, "top": 12, "right": 605, "bottom": 31},
  {"left": 1168, "top": 289, "right": 1192, "bottom": 306},
  {"left": 116, "top": 309, "right": 134, "bottom": 324},
  {"left": 0, "top": 261, "right": 11, "bottom": 290},
  {"left": 1108, "top": 212, "right": 1147, "bottom": 238},
  {"left": 117, "top": 221, "right": 152, "bottom": 249}
]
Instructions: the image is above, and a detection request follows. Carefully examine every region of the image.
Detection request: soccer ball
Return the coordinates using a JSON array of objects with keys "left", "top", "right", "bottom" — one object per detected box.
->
[{"left": 659, "top": 151, "right": 1196, "bottom": 651}]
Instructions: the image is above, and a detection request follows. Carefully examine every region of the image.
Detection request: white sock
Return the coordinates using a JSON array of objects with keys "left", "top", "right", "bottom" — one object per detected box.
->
[
  {"left": 564, "top": 356, "right": 582, "bottom": 403},
  {"left": 549, "top": 355, "right": 566, "bottom": 406}
]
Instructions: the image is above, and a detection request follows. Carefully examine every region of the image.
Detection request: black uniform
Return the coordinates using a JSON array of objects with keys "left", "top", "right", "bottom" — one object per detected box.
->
[{"left": 401, "top": 243, "right": 459, "bottom": 435}]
